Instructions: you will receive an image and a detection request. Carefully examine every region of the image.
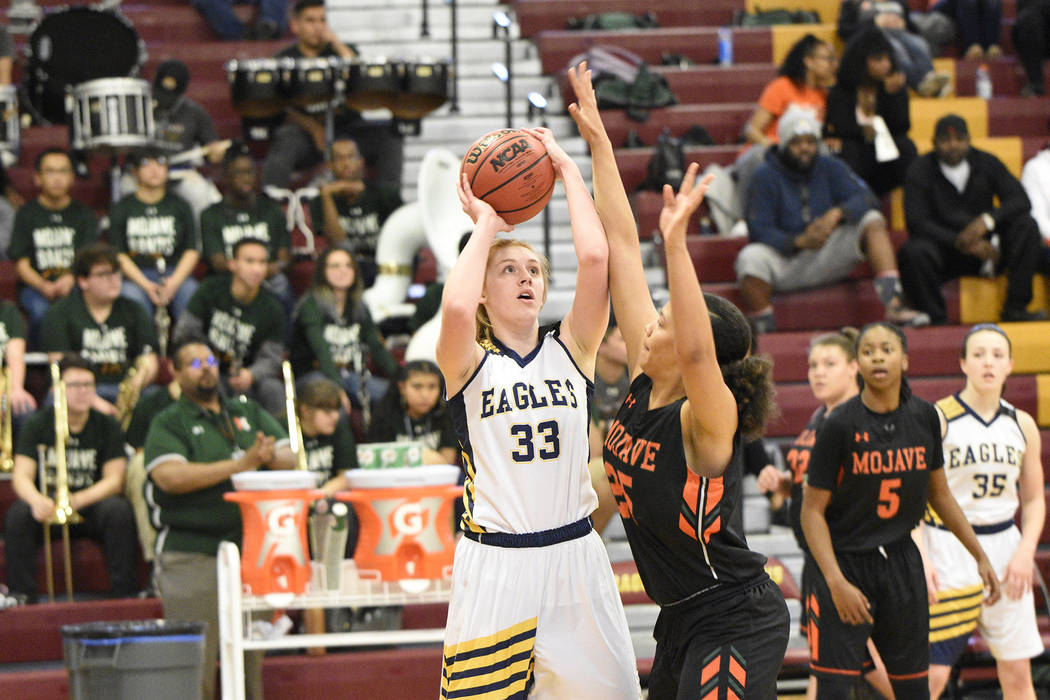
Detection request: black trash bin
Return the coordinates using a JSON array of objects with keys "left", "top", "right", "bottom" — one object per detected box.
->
[{"left": 61, "top": 619, "right": 206, "bottom": 700}]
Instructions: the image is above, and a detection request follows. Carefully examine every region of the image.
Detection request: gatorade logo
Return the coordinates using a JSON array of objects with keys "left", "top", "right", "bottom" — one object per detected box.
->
[
  {"left": 392, "top": 502, "right": 427, "bottom": 536},
  {"left": 266, "top": 504, "right": 298, "bottom": 536}
]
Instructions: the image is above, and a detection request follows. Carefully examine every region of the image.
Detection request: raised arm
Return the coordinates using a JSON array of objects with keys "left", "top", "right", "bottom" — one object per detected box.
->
[
  {"left": 523, "top": 127, "right": 608, "bottom": 375},
  {"left": 436, "top": 176, "right": 511, "bottom": 396},
  {"left": 661, "top": 166, "right": 738, "bottom": 476},
  {"left": 567, "top": 63, "right": 656, "bottom": 376}
]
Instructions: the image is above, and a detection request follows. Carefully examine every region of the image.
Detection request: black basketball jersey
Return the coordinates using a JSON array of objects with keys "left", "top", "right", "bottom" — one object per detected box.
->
[
  {"left": 787, "top": 406, "right": 825, "bottom": 551},
  {"left": 604, "top": 374, "right": 767, "bottom": 607},
  {"left": 807, "top": 393, "right": 943, "bottom": 552}
]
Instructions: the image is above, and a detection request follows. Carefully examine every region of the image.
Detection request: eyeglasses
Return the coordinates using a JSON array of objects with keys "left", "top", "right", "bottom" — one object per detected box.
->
[{"left": 188, "top": 356, "right": 219, "bottom": 369}]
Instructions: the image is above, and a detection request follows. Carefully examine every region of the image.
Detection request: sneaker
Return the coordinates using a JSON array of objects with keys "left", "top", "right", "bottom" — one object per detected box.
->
[
  {"left": 1001, "top": 307, "right": 1050, "bottom": 322},
  {"left": 885, "top": 300, "right": 931, "bottom": 327},
  {"left": 916, "top": 72, "right": 951, "bottom": 98}
]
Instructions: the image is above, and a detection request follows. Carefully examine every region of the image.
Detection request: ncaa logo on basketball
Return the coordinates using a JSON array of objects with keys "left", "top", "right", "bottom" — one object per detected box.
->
[
  {"left": 463, "top": 129, "right": 514, "bottom": 165},
  {"left": 489, "top": 139, "right": 530, "bottom": 172},
  {"left": 266, "top": 503, "right": 298, "bottom": 536},
  {"left": 391, "top": 501, "right": 428, "bottom": 536}
]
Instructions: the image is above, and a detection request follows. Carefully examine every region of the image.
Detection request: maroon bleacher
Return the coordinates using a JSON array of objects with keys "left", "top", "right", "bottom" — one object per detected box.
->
[{"left": 514, "top": 0, "right": 739, "bottom": 38}]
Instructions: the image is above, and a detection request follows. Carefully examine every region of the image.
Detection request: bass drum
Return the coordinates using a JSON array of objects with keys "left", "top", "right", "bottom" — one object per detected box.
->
[{"left": 25, "top": 7, "right": 144, "bottom": 125}]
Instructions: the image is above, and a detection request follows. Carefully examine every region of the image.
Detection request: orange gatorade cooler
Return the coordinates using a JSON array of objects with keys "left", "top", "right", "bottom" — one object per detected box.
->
[
  {"left": 225, "top": 471, "right": 322, "bottom": 595},
  {"left": 338, "top": 465, "right": 462, "bottom": 581}
]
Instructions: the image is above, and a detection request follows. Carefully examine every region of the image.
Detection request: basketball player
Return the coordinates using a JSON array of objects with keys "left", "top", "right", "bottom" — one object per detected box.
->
[
  {"left": 437, "top": 125, "right": 639, "bottom": 699},
  {"left": 568, "top": 62, "right": 790, "bottom": 699},
  {"left": 757, "top": 329, "right": 894, "bottom": 700},
  {"left": 923, "top": 324, "right": 1044, "bottom": 699},
  {"left": 801, "top": 322, "right": 1001, "bottom": 700}
]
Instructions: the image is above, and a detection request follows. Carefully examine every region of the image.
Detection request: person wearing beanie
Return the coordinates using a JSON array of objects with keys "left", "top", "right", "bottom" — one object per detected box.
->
[
  {"left": 736, "top": 106, "right": 929, "bottom": 334},
  {"left": 900, "top": 114, "right": 1049, "bottom": 323}
]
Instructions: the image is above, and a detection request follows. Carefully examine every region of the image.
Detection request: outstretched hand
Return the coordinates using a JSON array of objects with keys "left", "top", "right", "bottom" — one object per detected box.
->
[
  {"left": 659, "top": 164, "right": 714, "bottom": 246},
  {"left": 521, "top": 126, "right": 575, "bottom": 179},
  {"left": 566, "top": 62, "right": 606, "bottom": 145},
  {"left": 457, "top": 172, "right": 514, "bottom": 233}
]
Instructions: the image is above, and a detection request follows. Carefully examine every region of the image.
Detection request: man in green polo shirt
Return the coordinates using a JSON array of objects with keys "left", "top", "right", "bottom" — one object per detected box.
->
[
  {"left": 40, "top": 243, "right": 158, "bottom": 414},
  {"left": 145, "top": 337, "right": 293, "bottom": 700},
  {"left": 173, "top": 237, "right": 285, "bottom": 416},
  {"left": 8, "top": 148, "right": 98, "bottom": 336},
  {"left": 110, "top": 148, "right": 200, "bottom": 321},
  {"left": 3, "top": 354, "right": 137, "bottom": 603}
]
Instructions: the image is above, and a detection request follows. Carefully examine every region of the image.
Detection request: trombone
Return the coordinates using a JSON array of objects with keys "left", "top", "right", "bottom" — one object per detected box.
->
[
  {"left": 0, "top": 366, "right": 13, "bottom": 473},
  {"left": 42, "top": 362, "right": 81, "bottom": 602}
]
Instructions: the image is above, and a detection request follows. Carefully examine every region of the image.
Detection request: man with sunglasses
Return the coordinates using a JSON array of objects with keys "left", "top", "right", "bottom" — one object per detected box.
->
[
  {"left": 144, "top": 336, "right": 293, "bottom": 700},
  {"left": 40, "top": 243, "right": 159, "bottom": 415}
]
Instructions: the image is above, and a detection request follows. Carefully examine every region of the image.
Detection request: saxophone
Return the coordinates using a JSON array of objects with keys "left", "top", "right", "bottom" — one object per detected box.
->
[
  {"left": 0, "top": 367, "right": 13, "bottom": 473},
  {"left": 115, "top": 355, "right": 150, "bottom": 431},
  {"left": 282, "top": 361, "right": 309, "bottom": 471}
]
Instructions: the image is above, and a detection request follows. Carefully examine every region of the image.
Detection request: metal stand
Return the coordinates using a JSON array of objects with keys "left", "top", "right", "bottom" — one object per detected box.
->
[
  {"left": 420, "top": 0, "right": 429, "bottom": 37},
  {"left": 493, "top": 12, "right": 513, "bottom": 128},
  {"left": 527, "top": 92, "right": 550, "bottom": 261},
  {"left": 448, "top": 0, "right": 459, "bottom": 112}
]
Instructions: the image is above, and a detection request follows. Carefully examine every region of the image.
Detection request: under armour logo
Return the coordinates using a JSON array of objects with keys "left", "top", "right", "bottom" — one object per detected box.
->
[
  {"left": 855, "top": 432, "right": 870, "bottom": 443},
  {"left": 624, "top": 394, "right": 636, "bottom": 409}
]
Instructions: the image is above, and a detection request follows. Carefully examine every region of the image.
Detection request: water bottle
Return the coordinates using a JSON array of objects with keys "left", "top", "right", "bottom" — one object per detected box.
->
[
  {"left": 718, "top": 27, "right": 733, "bottom": 66},
  {"left": 975, "top": 64, "right": 992, "bottom": 99}
]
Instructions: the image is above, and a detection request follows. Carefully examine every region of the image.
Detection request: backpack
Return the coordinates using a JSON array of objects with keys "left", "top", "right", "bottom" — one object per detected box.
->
[
  {"left": 568, "top": 47, "right": 677, "bottom": 122},
  {"left": 637, "top": 128, "right": 686, "bottom": 192},
  {"left": 567, "top": 12, "right": 659, "bottom": 31},
  {"left": 731, "top": 7, "right": 821, "bottom": 26}
]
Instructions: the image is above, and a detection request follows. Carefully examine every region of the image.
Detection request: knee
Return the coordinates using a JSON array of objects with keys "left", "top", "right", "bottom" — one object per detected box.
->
[
  {"left": 898, "top": 238, "right": 936, "bottom": 265},
  {"left": 734, "top": 244, "right": 777, "bottom": 285},
  {"left": 3, "top": 499, "right": 35, "bottom": 535},
  {"left": 94, "top": 496, "right": 136, "bottom": 525},
  {"left": 995, "top": 659, "right": 1033, "bottom": 694}
]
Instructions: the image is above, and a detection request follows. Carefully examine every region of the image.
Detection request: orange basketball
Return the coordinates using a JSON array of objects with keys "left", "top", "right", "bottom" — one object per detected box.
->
[{"left": 460, "top": 129, "right": 556, "bottom": 225}]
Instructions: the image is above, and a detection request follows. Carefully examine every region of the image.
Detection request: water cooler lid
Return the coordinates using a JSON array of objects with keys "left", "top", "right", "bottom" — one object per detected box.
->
[
  {"left": 231, "top": 470, "right": 320, "bottom": 491},
  {"left": 344, "top": 464, "right": 460, "bottom": 489}
]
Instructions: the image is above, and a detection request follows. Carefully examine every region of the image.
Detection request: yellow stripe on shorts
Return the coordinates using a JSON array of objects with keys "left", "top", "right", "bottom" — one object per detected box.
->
[
  {"left": 441, "top": 617, "right": 537, "bottom": 699},
  {"left": 928, "top": 584, "right": 983, "bottom": 642}
]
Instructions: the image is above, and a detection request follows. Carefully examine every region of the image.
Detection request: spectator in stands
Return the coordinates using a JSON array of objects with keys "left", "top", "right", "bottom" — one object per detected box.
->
[
  {"left": 296, "top": 377, "right": 358, "bottom": 495},
  {"left": 41, "top": 243, "right": 159, "bottom": 413},
  {"left": 8, "top": 148, "right": 98, "bottom": 338},
  {"left": 289, "top": 245, "right": 395, "bottom": 415},
  {"left": 365, "top": 360, "right": 457, "bottom": 465},
  {"left": 922, "top": 323, "right": 1045, "bottom": 700},
  {"left": 174, "top": 238, "right": 286, "bottom": 416},
  {"left": 1019, "top": 133, "right": 1050, "bottom": 272},
  {"left": 737, "top": 107, "right": 928, "bottom": 334},
  {"left": 837, "top": 0, "right": 950, "bottom": 96},
  {"left": 308, "top": 136, "right": 402, "bottom": 288},
  {"left": 932, "top": 0, "right": 1003, "bottom": 60},
  {"left": 0, "top": 299, "right": 37, "bottom": 418},
  {"left": 825, "top": 27, "right": 918, "bottom": 197},
  {"left": 0, "top": 161, "right": 23, "bottom": 261},
  {"left": 201, "top": 143, "right": 292, "bottom": 313},
  {"left": 755, "top": 328, "right": 895, "bottom": 700},
  {"left": 190, "top": 0, "right": 287, "bottom": 40},
  {"left": 261, "top": 0, "right": 403, "bottom": 190},
  {"left": 145, "top": 337, "right": 293, "bottom": 700},
  {"left": 1012, "top": 0, "right": 1050, "bottom": 97},
  {"left": 4, "top": 353, "right": 137, "bottom": 604},
  {"left": 151, "top": 59, "right": 227, "bottom": 219},
  {"left": 900, "top": 114, "right": 1049, "bottom": 323},
  {"left": 110, "top": 148, "right": 200, "bottom": 321}
]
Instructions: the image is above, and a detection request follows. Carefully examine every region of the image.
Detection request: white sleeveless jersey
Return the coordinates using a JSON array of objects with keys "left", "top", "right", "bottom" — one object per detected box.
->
[
  {"left": 936, "top": 394, "right": 1026, "bottom": 524},
  {"left": 447, "top": 328, "right": 598, "bottom": 534}
]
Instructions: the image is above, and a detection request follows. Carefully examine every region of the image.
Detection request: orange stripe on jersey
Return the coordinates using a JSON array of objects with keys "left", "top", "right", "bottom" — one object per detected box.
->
[
  {"left": 701, "top": 476, "right": 724, "bottom": 542},
  {"left": 678, "top": 471, "right": 701, "bottom": 539},
  {"left": 701, "top": 654, "right": 720, "bottom": 685},
  {"left": 729, "top": 656, "right": 746, "bottom": 687},
  {"left": 810, "top": 663, "right": 862, "bottom": 676},
  {"left": 807, "top": 594, "right": 820, "bottom": 661},
  {"left": 701, "top": 691, "right": 719, "bottom": 700},
  {"left": 888, "top": 669, "right": 929, "bottom": 680}
]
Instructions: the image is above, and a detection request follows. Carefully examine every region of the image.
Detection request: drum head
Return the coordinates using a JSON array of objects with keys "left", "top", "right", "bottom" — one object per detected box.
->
[
  {"left": 27, "top": 7, "right": 142, "bottom": 124},
  {"left": 393, "top": 62, "right": 449, "bottom": 120}
]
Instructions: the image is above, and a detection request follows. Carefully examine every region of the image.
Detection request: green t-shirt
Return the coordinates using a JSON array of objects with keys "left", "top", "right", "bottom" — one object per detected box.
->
[
  {"left": 184, "top": 274, "right": 285, "bottom": 375},
  {"left": 302, "top": 415, "right": 359, "bottom": 483},
  {"left": 16, "top": 407, "right": 125, "bottom": 490},
  {"left": 144, "top": 395, "right": 288, "bottom": 555},
  {"left": 364, "top": 406, "right": 457, "bottom": 454},
  {"left": 199, "top": 196, "right": 288, "bottom": 265},
  {"left": 108, "top": 191, "right": 197, "bottom": 270},
  {"left": 0, "top": 301, "right": 26, "bottom": 358},
  {"left": 40, "top": 291, "right": 158, "bottom": 383},
  {"left": 307, "top": 182, "right": 401, "bottom": 256},
  {"left": 8, "top": 199, "right": 98, "bottom": 280},
  {"left": 289, "top": 294, "right": 397, "bottom": 384},
  {"left": 125, "top": 386, "right": 177, "bottom": 450}
]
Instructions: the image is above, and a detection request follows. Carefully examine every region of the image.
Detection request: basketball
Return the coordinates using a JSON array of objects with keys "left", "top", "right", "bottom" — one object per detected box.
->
[{"left": 460, "top": 129, "right": 556, "bottom": 225}]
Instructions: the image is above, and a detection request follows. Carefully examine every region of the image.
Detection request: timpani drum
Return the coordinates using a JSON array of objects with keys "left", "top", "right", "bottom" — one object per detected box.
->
[
  {"left": 283, "top": 57, "right": 339, "bottom": 107},
  {"left": 343, "top": 59, "right": 403, "bottom": 112},
  {"left": 226, "top": 58, "right": 285, "bottom": 118},
  {"left": 69, "top": 77, "right": 154, "bottom": 151},
  {"left": 393, "top": 60, "right": 450, "bottom": 120},
  {"left": 0, "top": 86, "right": 19, "bottom": 155}
]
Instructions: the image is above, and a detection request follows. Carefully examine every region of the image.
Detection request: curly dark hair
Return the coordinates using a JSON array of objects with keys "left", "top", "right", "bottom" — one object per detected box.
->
[
  {"left": 836, "top": 25, "right": 897, "bottom": 89},
  {"left": 778, "top": 34, "right": 826, "bottom": 86},
  {"left": 704, "top": 293, "right": 778, "bottom": 439}
]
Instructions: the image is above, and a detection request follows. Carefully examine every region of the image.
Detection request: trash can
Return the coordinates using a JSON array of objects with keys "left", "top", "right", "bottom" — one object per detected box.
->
[{"left": 61, "top": 619, "right": 206, "bottom": 700}]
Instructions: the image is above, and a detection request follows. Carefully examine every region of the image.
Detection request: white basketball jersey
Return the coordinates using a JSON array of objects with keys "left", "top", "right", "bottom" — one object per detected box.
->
[
  {"left": 448, "top": 328, "right": 598, "bottom": 534},
  {"left": 937, "top": 394, "right": 1026, "bottom": 524}
]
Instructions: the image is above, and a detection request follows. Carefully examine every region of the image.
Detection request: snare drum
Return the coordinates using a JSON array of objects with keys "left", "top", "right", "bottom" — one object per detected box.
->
[
  {"left": 70, "top": 78, "right": 154, "bottom": 151},
  {"left": 344, "top": 59, "right": 403, "bottom": 112},
  {"left": 393, "top": 60, "right": 450, "bottom": 120},
  {"left": 283, "top": 57, "right": 338, "bottom": 107},
  {"left": 226, "top": 58, "right": 285, "bottom": 118},
  {"left": 0, "top": 86, "right": 19, "bottom": 155}
]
